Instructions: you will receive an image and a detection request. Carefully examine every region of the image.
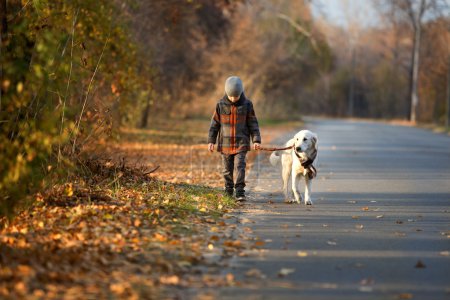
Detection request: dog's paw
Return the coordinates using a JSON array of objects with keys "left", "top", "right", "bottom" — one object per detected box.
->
[
  {"left": 305, "top": 200, "right": 313, "bottom": 205},
  {"left": 284, "top": 199, "right": 300, "bottom": 204}
]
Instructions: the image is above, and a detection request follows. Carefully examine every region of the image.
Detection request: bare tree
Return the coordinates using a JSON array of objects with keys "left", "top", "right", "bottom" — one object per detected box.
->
[
  {"left": 391, "top": 0, "right": 446, "bottom": 122},
  {"left": 0, "top": 0, "right": 6, "bottom": 113}
]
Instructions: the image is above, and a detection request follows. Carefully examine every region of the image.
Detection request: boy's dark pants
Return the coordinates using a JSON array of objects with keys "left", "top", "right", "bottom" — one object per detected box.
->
[{"left": 221, "top": 151, "right": 247, "bottom": 196}]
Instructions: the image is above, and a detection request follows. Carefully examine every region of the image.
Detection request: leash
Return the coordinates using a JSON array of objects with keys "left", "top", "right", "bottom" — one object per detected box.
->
[{"left": 258, "top": 145, "right": 293, "bottom": 151}]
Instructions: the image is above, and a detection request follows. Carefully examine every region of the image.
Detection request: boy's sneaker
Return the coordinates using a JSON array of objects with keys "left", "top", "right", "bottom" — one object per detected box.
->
[
  {"left": 225, "top": 189, "right": 234, "bottom": 197},
  {"left": 235, "top": 191, "right": 246, "bottom": 202}
]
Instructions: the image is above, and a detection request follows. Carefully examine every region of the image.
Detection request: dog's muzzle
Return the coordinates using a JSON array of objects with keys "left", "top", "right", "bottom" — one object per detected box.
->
[{"left": 295, "top": 147, "right": 302, "bottom": 152}]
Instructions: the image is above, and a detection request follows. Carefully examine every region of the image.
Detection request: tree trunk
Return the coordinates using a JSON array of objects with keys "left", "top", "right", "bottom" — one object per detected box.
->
[
  {"left": 446, "top": 55, "right": 450, "bottom": 130},
  {"left": 0, "top": 0, "right": 6, "bottom": 39},
  {"left": 410, "top": 15, "right": 421, "bottom": 123},
  {"left": 347, "top": 47, "right": 356, "bottom": 117},
  {"left": 0, "top": 0, "right": 7, "bottom": 113},
  {"left": 140, "top": 97, "right": 151, "bottom": 128}
]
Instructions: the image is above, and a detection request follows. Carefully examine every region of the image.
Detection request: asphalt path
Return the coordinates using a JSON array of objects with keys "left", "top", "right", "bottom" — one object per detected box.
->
[{"left": 218, "top": 118, "right": 450, "bottom": 300}]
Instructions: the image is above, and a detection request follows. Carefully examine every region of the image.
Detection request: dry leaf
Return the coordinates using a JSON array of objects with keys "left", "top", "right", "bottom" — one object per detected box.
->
[
  {"left": 278, "top": 268, "right": 295, "bottom": 277},
  {"left": 159, "top": 275, "right": 179, "bottom": 285},
  {"left": 297, "top": 251, "right": 308, "bottom": 257},
  {"left": 415, "top": 260, "right": 426, "bottom": 268},
  {"left": 254, "top": 240, "right": 265, "bottom": 247},
  {"left": 245, "top": 268, "right": 265, "bottom": 278}
]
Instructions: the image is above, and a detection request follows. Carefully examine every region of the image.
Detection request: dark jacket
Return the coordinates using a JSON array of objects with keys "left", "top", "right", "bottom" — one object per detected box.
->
[{"left": 208, "top": 94, "right": 261, "bottom": 154}]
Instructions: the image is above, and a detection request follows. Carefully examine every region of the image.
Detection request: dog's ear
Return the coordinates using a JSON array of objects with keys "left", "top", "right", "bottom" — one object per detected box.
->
[{"left": 311, "top": 135, "right": 318, "bottom": 149}]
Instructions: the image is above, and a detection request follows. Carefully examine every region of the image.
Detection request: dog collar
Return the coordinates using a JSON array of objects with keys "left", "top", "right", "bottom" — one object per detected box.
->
[{"left": 295, "top": 149, "right": 317, "bottom": 168}]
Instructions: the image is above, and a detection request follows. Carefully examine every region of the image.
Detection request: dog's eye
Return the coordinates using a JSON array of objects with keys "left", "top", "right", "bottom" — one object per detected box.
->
[{"left": 303, "top": 138, "right": 307, "bottom": 142}]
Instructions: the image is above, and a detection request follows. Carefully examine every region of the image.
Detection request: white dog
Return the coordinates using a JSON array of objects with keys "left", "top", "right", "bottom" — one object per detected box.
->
[{"left": 269, "top": 130, "right": 318, "bottom": 205}]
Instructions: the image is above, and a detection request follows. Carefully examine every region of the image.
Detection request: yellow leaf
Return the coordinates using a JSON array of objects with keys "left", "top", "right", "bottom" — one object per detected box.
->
[
  {"left": 297, "top": 251, "right": 308, "bottom": 257},
  {"left": 16, "top": 82, "right": 23, "bottom": 93},
  {"left": 65, "top": 183, "right": 73, "bottom": 197},
  {"left": 104, "top": 214, "right": 113, "bottom": 220},
  {"left": 159, "top": 275, "right": 179, "bottom": 285}
]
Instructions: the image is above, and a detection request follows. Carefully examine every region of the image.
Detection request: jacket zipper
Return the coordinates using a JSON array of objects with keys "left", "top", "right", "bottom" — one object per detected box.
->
[{"left": 231, "top": 105, "right": 236, "bottom": 153}]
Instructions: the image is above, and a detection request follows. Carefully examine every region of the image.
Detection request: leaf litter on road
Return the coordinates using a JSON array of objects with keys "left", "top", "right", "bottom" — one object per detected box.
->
[{"left": 278, "top": 268, "right": 295, "bottom": 277}]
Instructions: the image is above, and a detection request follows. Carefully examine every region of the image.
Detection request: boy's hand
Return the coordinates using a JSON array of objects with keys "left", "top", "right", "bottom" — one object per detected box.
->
[
  {"left": 253, "top": 143, "right": 261, "bottom": 150},
  {"left": 208, "top": 143, "right": 215, "bottom": 152}
]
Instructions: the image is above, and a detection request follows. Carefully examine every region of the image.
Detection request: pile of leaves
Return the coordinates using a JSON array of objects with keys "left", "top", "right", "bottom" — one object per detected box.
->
[{"left": 0, "top": 158, "right": 238, "bottom": 299}]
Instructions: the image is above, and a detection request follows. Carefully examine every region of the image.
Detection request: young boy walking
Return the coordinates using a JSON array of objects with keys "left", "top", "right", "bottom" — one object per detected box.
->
[{"left": 208, "top": 76, "right": 261, "bottom": 201}]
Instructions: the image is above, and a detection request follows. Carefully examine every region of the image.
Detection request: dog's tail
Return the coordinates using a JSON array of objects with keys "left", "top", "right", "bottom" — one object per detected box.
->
[{"left": 269, "top": 151, "right": 281, "bottom": 166}]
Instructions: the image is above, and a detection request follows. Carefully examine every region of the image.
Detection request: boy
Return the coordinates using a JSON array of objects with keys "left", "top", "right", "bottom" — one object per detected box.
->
[{"left": 208, "top": 76, "right": 261, "bottom": 201}]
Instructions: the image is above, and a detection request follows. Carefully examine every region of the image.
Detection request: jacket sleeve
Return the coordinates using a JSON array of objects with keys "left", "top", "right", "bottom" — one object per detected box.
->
[
  {"left": 208, "top": 103, "right": 221, "bottom": 144},
  {"left": 247, "top": 101, "right": 261, "bottom": 144}
]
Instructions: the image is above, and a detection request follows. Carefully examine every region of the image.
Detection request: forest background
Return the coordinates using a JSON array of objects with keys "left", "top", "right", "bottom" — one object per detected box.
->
[{"left": 1, "top": 0, "right": 449, "bottom": 216}]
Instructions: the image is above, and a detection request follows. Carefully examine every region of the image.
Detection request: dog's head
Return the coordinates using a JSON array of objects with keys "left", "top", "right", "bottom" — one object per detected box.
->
[{"left": 293, "top": 130, "right": 318, "bottom": 157}]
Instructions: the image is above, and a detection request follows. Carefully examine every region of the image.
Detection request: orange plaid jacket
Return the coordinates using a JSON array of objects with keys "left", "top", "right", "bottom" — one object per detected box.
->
[{"left": 208, "top": 94, "right": 261, "bottom": 154}]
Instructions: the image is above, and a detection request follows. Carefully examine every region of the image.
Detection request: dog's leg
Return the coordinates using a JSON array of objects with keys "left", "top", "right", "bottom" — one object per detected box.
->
[
  {"left": 304, "top": 176, "right": 313, "bottom": 205},
  {"left": 291, "top": 172, "right": 302, "bottom": 204},
  {"left": 282, "top": 163, "right": 291, "bottom": 202}
]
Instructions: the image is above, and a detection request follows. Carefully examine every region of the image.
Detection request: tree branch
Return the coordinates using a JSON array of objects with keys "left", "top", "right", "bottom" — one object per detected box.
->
[{"left": 276, "top": 12, "right": 318, "bottom": 52}]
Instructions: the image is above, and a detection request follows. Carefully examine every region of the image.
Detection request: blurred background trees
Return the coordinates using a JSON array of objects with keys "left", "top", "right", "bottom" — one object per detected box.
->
[{"left": 1, "top": 0, "right": 449, "bottom": 216}]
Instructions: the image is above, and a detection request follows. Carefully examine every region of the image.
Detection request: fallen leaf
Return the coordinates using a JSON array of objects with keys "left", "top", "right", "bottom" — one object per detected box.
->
[
  {"left": 245, "top": 268, "right": 265, "bottom": 278},
  {"left": 159, "top": 275, "right": 179, "bottom": 285},
  {"left": 254, "top": 240, "right": 265, "bottom": 247},
  {"left": 397, "top": 293, "right": 413, "bottom": 299},
  {"left": 223, "top": 240, "right": 242, "bottom": 248},
  {"left": 414, "top": 260, "right": 426, "bottom": 268},
  {"left": 297, "top": 251, "right": 308, "bottom": 257},
  {"left": 209, "top": 235, "right": 220, "bottom": 241},
  {"left": 376, "top": 215, "right": 384, "bottom": 219},
  {"left": 355, "top": 224, "right": 364, "bottom": 230},
  {"left": 439, "top": 251, "right": 449, "bottom": 256},
  {"left": 226, "top": 273, "right": 234, "bottom": 284},
  {"left": 361, "top": 207, "right": 369, "bottom": 211},
  {"left": 278, "top": 268, "right": 295, "bottom": 277},
  {"left": 110, "top": 283, "right": 126, "bottom": 294}
]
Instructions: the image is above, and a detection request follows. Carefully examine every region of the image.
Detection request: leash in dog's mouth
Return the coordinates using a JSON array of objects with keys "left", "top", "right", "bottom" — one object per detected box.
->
[
  {"left": 294, "top": 149, "right": 317, "bottom": 179},
  {"left": 259, "top": 145, "right": 317, "bottom": 179}
]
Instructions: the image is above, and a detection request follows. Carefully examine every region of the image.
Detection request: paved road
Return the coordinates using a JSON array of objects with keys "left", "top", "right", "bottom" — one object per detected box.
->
[{"left": 218, "top": 119, "right": 450, "bottom": 299}]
